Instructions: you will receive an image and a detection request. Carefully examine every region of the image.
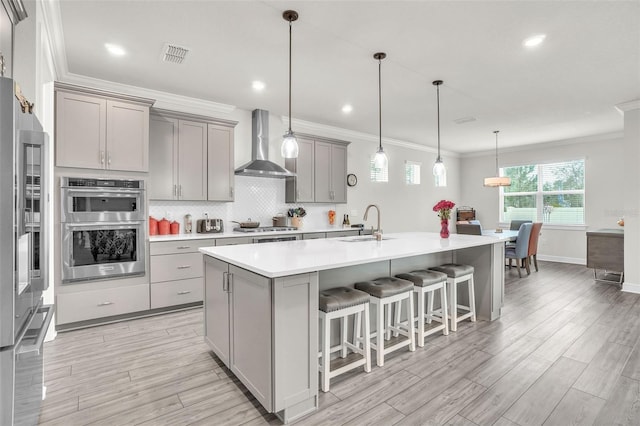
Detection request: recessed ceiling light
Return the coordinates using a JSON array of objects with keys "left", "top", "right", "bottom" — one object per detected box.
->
[
  {"left": 342, "top": 104, "right": 353, "bottom": 114},
  {"left": 104, "top": 43, "right": 126, "bottom": 56},
  {"left": 252, "top": 81, "right": 265, "bottom": 91},
  {"left": 523, "top": 34, "right": 546, "bottom": 48}
]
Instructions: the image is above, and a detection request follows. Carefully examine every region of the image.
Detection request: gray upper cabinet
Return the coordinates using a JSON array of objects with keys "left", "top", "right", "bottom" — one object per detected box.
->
[
  {"left": 285, "top": 137, "right": 314, "bottom": 203},
  {"left": 149, "top": 109, "right": 237, "bottom": 201},
  {"left": 207, "top": 123, "right": 235, "bottom": 201},
  {"left": 148, "top": 116, "right": 206, "bottom": 200},
  {"left": 55, "top": 83, "right": 153, "bottom": 171},
  {"left": 285, "top": 135, "right": 349, "bottom": 204},
  {"left": 178, "top": 120, "right": 208, "bottom": 200}
]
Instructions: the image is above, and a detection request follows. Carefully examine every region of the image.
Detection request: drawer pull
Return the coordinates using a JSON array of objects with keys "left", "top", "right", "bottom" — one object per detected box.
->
[
  {"left": 177, "top": 291, "right": 191, "bottom": 295},
  {"left": 177, "top": 265, "right": 192, "bottom": 269},
  {"left": 97, "top": 301, "right": 114, "bottom": 307},
  {"left": 176, "top": 246, "right": 191, "bottom": 249}
]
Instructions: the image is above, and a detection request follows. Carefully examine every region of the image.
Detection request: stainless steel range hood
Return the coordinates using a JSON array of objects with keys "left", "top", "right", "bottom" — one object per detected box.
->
[{"left": 234, "top": 109, "right": 295, "bottom": 178}]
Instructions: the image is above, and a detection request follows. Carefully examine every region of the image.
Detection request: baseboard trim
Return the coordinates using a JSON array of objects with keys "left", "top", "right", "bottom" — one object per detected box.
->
[
  {"left": 537, "top": 255, "right": 585, "bottom": 265},
  {"left": 623, "top": 282, "right": 640, "bottom": 294}
]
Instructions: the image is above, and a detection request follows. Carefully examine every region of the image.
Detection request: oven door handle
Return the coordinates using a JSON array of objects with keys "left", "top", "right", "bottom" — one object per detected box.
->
[
  {"left": 64, "top": 221, "right": 144, "bottom": 228},
  {"left": 62, "top": 187, "right": 143, "bottom": 195},
  {"left": 17, "top": 305, "right": 54, "bottom": 356}
]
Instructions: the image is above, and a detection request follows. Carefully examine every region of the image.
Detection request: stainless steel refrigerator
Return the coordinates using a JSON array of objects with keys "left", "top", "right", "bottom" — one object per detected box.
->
[{"left": 0, "top": 76, "right": 54, "bottom": 425}]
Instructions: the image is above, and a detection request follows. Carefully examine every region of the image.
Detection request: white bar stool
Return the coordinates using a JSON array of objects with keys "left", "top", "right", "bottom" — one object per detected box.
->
[
  {"left": 395, "top": 270, "right": 449, "bottom": 346},
  {"left": 355, "top": 277, "right": 415, "bottom": 367},
  {"left": 318, "top": 287, "right": 371, "bottom": 392},
  {"left": 429, "top": 264, "right": 476, "bottom": 332}
]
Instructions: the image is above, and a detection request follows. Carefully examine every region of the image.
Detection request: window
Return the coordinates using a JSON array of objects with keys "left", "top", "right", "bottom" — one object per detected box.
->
[
  {"left": 500, "top": 159, "right": 585, "bottom": 225},
  {"left": 405, "top": 161, "right": 421, "bottom": 185},
  {"left": 370, "top": 157, "right": 388, "bottom": 182}
]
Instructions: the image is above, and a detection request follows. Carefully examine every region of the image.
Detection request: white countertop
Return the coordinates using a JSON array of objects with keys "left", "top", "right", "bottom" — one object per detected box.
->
[
  {"left": 149, "top": 226, "right": 363, "bottom": 242},
  {"left": 199, "top": 232, "right": 505, "bottom": 278}
]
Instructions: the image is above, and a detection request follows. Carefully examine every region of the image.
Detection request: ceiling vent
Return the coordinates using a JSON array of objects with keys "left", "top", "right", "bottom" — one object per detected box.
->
[
  {"left": 454, "top": 116, "right": 477, "bottom": 125},
  {"left": 162, "top": 43, "right": 189, "bottom": 64}
]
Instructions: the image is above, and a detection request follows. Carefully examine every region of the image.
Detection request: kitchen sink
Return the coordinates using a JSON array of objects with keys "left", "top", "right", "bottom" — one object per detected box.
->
[{"left": 338, "top": 236, "right": 393, "bottom": 242}]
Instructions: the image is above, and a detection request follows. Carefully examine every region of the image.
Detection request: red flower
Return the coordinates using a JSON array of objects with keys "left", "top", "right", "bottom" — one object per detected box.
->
[{"left": 433, "top": 199, "right": 455, "bottom": 219}]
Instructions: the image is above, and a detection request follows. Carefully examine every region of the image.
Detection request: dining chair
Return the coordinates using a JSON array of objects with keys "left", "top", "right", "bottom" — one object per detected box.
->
[
  {"left": 505, "top": 223, "right": 533, "bottom": 278},
  {"left": 509, "top": 219, "right": 532, "bottom": 231},
  {"left": 527, "top": 222, "right": 543, "bottom": 272}
]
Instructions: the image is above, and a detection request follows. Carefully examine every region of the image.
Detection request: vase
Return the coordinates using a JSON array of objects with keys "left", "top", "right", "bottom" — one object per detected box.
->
[
  {"left": 291, "top": 216, "right": 302, "bottom": 229},
  {"left": 440, "top": 219, "right": 450, "bottom": 239}
]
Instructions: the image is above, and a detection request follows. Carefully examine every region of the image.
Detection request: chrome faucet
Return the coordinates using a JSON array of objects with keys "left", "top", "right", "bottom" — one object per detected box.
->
[{"left": 363, "top": 204, "right": 382, "bottom": 241}]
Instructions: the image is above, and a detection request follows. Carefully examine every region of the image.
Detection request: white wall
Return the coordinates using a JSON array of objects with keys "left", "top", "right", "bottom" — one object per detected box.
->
[{"left": 460, "top": 134, "right": 625, "bottom": 264}]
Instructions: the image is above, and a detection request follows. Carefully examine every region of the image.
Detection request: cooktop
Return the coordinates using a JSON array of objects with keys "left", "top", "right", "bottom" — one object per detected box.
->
[{"left": 233, "top": 226, "right": 297, "bottom": 233}]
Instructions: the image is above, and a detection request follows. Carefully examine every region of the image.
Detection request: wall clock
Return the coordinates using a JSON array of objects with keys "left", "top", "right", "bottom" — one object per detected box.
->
[{"left": 347, "top": 173, "right": 357, "bottom": 187}]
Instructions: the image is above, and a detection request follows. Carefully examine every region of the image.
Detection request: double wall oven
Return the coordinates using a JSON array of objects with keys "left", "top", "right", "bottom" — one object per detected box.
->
[{"left": 60, "top": 177, "right": 146, "bottom": 283}]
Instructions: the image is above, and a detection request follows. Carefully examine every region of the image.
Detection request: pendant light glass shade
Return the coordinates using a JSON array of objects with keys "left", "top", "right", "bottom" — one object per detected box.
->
[
  {"left": 433, "top": 159, "right": 446, "bottom": 187},
  {"left": 484, "top": 130, "right": 511, "bottom": 187},
  {"left": 281, "top": 130, "right": 299, "bottom": 158},
  {"left": 373, "top": 52, "right": 388, "bottom": 169},
  {"left": 374, "top": 147, "right": 388, "bottom": 169},
  {"left": 281, "top": 10, "right": 299, "bottom": 159},
  {"left": 432, "top": 80, "right": 447, "bottom": 187}
]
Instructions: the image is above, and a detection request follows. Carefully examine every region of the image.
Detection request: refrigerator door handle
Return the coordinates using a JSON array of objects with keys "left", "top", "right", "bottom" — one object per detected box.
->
[{"left": 17, "top": 305, "right": 54, "bottom": 357}]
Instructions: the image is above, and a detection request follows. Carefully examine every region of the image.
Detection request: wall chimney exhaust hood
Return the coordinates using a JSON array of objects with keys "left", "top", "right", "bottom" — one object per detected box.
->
[{"left": 234, "top": 109, "right": 295, "bottom": 178}]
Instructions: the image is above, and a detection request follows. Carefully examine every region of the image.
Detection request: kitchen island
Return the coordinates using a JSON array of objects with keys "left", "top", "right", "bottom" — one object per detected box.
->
[{"left": 199, "top": 232, "right": 510, "bottom": 423}]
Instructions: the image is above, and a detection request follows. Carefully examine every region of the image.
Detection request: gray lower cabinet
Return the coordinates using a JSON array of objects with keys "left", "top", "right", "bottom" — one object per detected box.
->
[
  {"left": 149, "top": 239, "right": 215, "bottom": 308},
  {"left": 216, "top": 237, "right": 252, "bottom": 246},
  {"left": 326, "top": 230, "right": 360, "bottom": 238},
  {"left": 286, "top": 135, "right": 349, "bottom": 204},
  {"left": 302, "top": 232, "right": 326, "bottom": 240},
  {"left": 204, "top": 256, "right": 319, "bottom": 423}
]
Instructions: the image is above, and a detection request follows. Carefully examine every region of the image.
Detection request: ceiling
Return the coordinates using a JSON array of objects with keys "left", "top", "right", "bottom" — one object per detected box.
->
[{"left": 52, "top": 0, "right": 640, "bottom": 153}]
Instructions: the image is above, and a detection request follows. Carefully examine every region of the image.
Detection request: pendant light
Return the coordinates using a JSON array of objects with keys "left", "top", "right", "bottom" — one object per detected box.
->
[
  {"left": 373, "top": 52, "right": 388, "bottom": 169},
  {"left": 484, "top": 130, "right": 512, "bottom": 187},
  {"left": 281, "top": 10, "right": 299, "bottom": 159},
  {"left": 432, "top": 80, "right": 447, "bottom": 187}
]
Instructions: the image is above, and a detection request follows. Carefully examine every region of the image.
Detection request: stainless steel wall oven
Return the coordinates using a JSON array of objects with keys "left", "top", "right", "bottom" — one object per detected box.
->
[{"left": 60, "top": 177, "right": 146, "bottom": 283}]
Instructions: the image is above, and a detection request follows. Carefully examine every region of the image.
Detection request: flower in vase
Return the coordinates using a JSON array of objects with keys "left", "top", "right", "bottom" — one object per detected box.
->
[{"left": 433, "top": 200, "right": 455, "bottom": 220}]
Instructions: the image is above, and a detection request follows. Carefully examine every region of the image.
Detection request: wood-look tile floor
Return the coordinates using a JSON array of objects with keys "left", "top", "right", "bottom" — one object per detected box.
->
[{"left": 40, "top": 262, "right": 640, "bottom": 425}]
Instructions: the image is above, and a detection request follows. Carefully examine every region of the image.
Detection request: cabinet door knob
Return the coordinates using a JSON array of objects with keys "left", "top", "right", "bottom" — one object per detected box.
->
[{"left": 222, "top": 271, "right": 228, "bottom": 292}]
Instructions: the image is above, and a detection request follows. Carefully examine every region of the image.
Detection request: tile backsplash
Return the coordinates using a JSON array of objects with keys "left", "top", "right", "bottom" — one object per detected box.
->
[{"left": 149, "top": 176, "right": 338, "bottom": 233}]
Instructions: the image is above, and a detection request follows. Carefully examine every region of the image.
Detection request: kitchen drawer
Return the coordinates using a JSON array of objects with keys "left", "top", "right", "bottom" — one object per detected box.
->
[
  {"left": 56, "top": 284, "right": 150, "bottom": 325},
  {"left": 302, "top": 232, "right": 326, "bottom": 240},
  {"left": 151, "top": 252, "right": 204, "bottom": 283},
  {"left": 150, "top": 239, "right": 215, "bottom": 256},
  {"left": 151, "top": 278, "right": 203, "bottom": 309},
  {"left": 326, "top": 230, "right": 360, "bottom": 238},
  {"left": 215, "top": 237, "right": 252, "bottom": 246}
]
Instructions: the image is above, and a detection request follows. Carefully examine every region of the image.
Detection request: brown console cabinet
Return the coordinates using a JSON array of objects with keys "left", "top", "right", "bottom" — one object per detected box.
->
[{"left": 586, "top": 228, "right": 624, "bottom": 284}]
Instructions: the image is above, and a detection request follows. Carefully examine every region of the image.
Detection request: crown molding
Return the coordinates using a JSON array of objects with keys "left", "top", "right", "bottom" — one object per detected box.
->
[
  {"left": 39, "top": 0, "right": 68, "bottom": 79},
  {"left": 59, "top": 72, "right": 236, "bottom": 116},
  {"left": 460, "top": 131, "right": 624, "bottom": 158},
  {"left": 615, "top": 99, "right": 640, "bottom": 114},
  {"left": 286, "top": 116, "right": 460, "bottom": 158}
]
